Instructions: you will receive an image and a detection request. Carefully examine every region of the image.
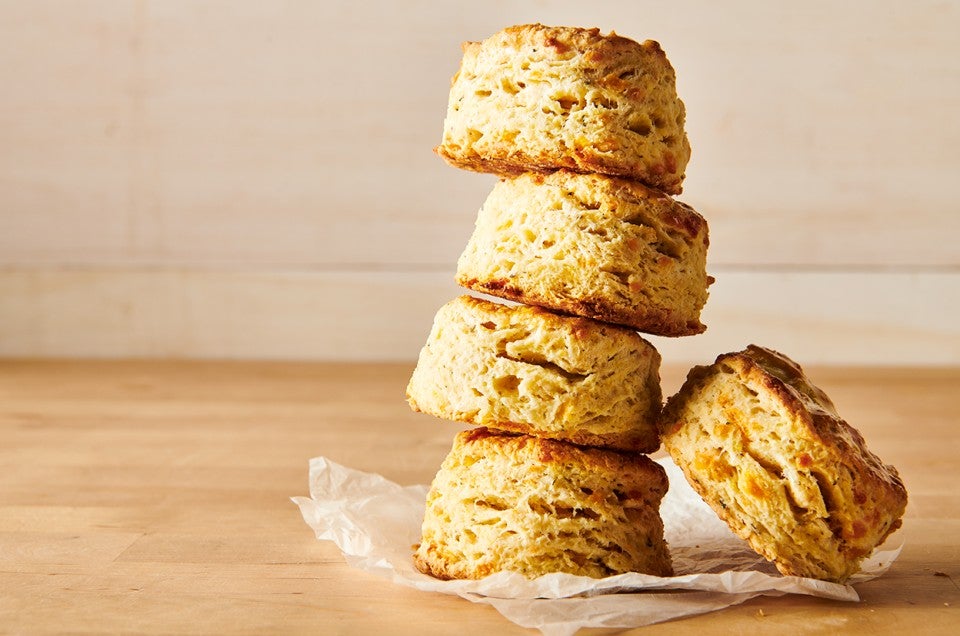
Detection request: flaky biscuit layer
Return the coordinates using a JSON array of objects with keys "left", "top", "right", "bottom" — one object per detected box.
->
[
  {"left": 407, "top": 295, "right": 662, "bottom": 452},
  {"left": 437, "top": 24, "right": 691, "bottom": 194},
  {"left": 457, "top": 170, "right": 710, "bottom": 337},
  {"left": 414, "top": 428, "right": 673, "bottom": 579},
  {"left": 661, "top": 345, "right": 908, "bottom": 583}
]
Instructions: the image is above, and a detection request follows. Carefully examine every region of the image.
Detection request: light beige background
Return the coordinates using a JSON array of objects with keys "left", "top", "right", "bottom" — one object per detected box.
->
[{"left": 1, "top": 1, "right": 958, "bottom": 364}]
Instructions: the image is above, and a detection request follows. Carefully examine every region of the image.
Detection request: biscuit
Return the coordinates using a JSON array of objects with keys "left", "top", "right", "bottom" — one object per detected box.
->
[
  {"left": 456, "top": 170, "right": 710, "bottom": 337},
  {"left": 660, "top": 345, "right": 907, "bottom": 582},
  {"left": 406, "top": 295, "right": 662, "bottom": 452},
  {"left": 437, "top": 24, "right": 691, "bottom": 194},
  {"left": 414, "top": 428, "right": 673, "bottom": 579}
]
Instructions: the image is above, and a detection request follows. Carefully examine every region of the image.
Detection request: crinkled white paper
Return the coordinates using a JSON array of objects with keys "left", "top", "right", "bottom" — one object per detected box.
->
[{"left": 292, "top": 456, "right": 901, "bottom": 635}]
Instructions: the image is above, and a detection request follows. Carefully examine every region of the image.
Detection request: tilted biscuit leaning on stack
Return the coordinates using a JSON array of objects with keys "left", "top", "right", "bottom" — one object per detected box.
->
[
  {"left": 407, "top": 23, "right": 707, "bottom": 580},
  {"left": 659, "top": 345, "right": 907, "bottom": 583}
]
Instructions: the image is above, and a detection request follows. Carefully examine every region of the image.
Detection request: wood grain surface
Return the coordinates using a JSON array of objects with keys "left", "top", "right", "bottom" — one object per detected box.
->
[{"left": 1, "top": 360, "right": 958, "bottom": 634}]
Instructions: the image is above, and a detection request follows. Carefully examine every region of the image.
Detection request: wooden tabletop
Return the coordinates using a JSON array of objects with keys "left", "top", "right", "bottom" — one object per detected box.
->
[{"left": 2, "top": 360, "right": 958, "bottom": 634}]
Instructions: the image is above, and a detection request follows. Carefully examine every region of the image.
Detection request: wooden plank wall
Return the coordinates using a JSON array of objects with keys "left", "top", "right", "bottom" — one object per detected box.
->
[{"left": 1, "top": 1, "right": 958, "bottom": 365}]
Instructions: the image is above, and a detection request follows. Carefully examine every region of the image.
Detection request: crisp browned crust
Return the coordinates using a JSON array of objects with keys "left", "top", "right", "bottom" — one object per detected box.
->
[
  {"left": 660, "top": 345, "right": 908, "bottom": 582},
  {"left": 414, "top": 429, "right": 673, "bottom": 579},
  {"left": 459, "top": 427, "right": 668, "bottom": 487},
  {"left": 437, "top": 24, "right": 690, "bottom": 194},
  {"left": 435, "top": 152, "right": 684, "bottom": 194},
  {"left": 459, "top": 278, "right": 705, "bottom": 337},
  {"left": 455, "top": 171, "right": 710, "bottom": 337},
  {"left": 475, "top": 419, "right": 657, "bottom": 453}
]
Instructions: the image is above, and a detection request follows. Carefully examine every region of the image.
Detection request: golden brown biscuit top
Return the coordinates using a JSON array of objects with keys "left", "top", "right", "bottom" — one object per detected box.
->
[
  {"left": 725, "top": 345, "right": 839, "bottom": 421},
  {"left": 712, "top": 345, "right": 906, "bottom": 496},
  {"left": 463, "top": 23, "right": 670, "bottom": 70},
  {"left": 459, "top": 427, "right": 668, "bottom": 496}
]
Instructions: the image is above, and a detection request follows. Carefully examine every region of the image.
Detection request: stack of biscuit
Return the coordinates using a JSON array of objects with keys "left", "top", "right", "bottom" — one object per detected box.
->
[
  {"left": 407, "top": 24, "right": 709, "bottom": 580},
  {"left": 407, "top": 23, "right": 906, "bottom": 585}
]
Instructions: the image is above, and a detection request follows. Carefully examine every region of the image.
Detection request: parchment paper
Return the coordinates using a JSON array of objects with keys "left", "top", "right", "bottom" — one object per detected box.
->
[{"left": 292, "top": 456, "right": 901, "bottom": 635}]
